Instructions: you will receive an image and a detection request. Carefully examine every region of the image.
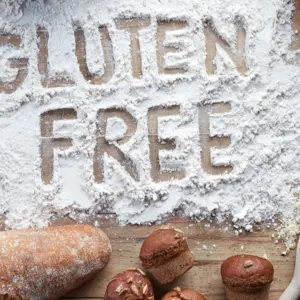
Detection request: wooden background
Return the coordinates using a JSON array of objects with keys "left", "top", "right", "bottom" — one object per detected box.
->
[
  {"left": 1, "top": 1, "right": 300, "bottom": 299},
  {"left": 0, "top": 216, "right": 291, "bottom": 300},
  {"left": 62, "top": 2, "right": 300, "bottom": 299},
  {"left": 58, "top": 218, "right": 289, "bottom": 300},
  {"left": 65, "top": 4, "right": 300, "bottom": 299}
]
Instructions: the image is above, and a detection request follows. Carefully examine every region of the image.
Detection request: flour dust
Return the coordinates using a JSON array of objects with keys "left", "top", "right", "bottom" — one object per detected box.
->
[{"left": 0, "top": 0, "right": 300, "bottom": 249}]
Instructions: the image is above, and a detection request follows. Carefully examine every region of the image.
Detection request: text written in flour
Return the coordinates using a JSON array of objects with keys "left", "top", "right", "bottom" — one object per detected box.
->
[
  {"left": 40, "top": 109, "right": 77, "bottom": 184},
  {"left": 0, "top": 17, "right": 247, "bottom": 93},
  {"left": 40, "top": 104, "right": 232, "bottom": 184}
]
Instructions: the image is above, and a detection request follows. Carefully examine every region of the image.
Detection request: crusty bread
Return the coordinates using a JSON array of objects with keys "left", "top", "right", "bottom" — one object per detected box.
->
[
  {"left": 0, "top": 224, "right": 112, "bottom": 300},
  {"left": 0, "top": 296, "right": 25, "bottom": 300},
  {"left": 221, "top": 255, "right": 274, "bottom": 300},
  {"left": 139, "top": 228, "right": 194, "bottom": 285},
  {"left": 162, "top": 288, "right": 206, "bottom": 300},
  {"left": 104, "top": 268, "right": 154, "bottom": 300}
]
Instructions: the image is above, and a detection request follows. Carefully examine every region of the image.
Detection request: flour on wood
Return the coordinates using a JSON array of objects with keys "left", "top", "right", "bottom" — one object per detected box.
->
[{"left": 0, "top": 0, "right": 300, "bottom": 249}]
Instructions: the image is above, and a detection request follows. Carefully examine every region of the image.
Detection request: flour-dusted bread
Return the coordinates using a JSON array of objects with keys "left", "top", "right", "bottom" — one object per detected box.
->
[
  {"left": 162, "top": 288, "right": 206, "bottom": 300},
  {"left": 0, "top": 224, "right": 112, "bottom": 300},
  {"left": 0, "top": 296, "right": 25, "bottom": 300},
  {"left": 221, "top": 255, "right": 274, "bottom": 300},
  {"left": 139, "top": 228, "right": 194, "bottom": 285}
]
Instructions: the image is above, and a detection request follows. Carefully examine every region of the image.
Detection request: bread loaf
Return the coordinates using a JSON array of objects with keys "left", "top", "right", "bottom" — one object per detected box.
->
[
  {"left": 0, "top": 224, "right": 112, "bottom": 300},
  {"left": 0, "top": 296, "right": 25, "bottom": 300}
]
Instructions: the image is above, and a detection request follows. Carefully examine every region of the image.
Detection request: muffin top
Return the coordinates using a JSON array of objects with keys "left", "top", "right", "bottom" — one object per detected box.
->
[
  {"left": 221, "top": 255, "right": 274, "bottom": 288},
  {"left": 139, "top": 228, "right": 188, "bottom": 268},
  {"left": 104, "top": 269, "right": 154, "bottom": 300},
  {"left": 162, "top": 288, "right": 206, "bottom": 300}
]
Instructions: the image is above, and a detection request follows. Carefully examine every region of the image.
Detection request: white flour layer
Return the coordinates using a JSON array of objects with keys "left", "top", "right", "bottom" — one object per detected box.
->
[{"left": 0, "top": 0, "right": 300, "bottom": 248}]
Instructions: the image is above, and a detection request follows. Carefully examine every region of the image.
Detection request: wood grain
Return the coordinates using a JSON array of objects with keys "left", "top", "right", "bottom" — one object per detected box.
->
[
  {"left": 1, "top": 4, "right": 300, "bottom": 299},
  {"left": 290, "top": 0, "right": 300, "bottom": 50},
  {"left": 116, "top": 18, "right": 151, "bottom": 79},
  {"left": 199, "top": 103, "right": 233, "bottom": 175},
  {"left": 94, "top": 108, "right": 139, "bottom": 183},
  {"left": 157, "top": 20, "right": 187, "bottom": 75},
  {"left": 204, "top": 20, "right": 247, "bottom": 76},
  {"left": 50, "top": 217, "right": 293, "bottom": 300},
  {"left": 148, "top": 105, "right": 185, "bottom": 182},
  {"left": 0, "top": 34, "right": 28, "bottom": 94}
]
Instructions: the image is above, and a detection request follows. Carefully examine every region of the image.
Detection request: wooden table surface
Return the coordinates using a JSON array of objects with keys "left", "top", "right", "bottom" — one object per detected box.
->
[
  {"left": 1, "top": 1, "right": 300, "bottom": 299},
  {"left": 48, "top": 217, "right": 291, "bottom": 300},
  {"left": 62, "top": 2, "right": 300, "bottom": 298}
]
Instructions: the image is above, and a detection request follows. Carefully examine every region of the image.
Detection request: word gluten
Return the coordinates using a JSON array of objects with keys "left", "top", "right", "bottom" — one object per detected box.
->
[{"left": 1, "top": 18, "right": 247, "bottom": 94}]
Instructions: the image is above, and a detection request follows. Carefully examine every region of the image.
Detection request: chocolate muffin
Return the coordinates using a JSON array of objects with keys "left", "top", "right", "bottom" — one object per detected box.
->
[
  {"left": 104, "top": 268, "right": 154, "bottom": 300},
  {"left": 221, "top": 255, "right": 274, "bottom": 300},
  {"left": 162, "top": 288, "right": 206, "bottom": 300},
  {"left": 139, "top": 228, "right": 194, "bottom": 285}
]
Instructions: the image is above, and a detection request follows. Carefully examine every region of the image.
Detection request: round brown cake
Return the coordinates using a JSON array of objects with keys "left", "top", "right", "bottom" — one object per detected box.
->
[
  {"left": 104, "top": 269, "right": 154, "bottom": 300},
  {"left": 139, "top": 228, "right": 194, "bottom": 285},
  {"left": 221, "top": 255, "right": 274, "bottom": 300},
  {"left": 162, "top": 288, "right": 206, "bottom": 300}
]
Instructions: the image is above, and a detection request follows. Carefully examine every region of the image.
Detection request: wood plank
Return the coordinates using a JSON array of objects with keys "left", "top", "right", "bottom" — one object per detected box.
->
[
  {"left": 61, "top": 5, "right": 300, "bottom": 298},
  {"left": 1, "top": 3, "right": 299, "bottom": 299},
  {"left": 290, "top": 0, "right": 300, "bottom": 50},
  {"left": 54, "top": 217, "right": 292, "bottom": 300}
]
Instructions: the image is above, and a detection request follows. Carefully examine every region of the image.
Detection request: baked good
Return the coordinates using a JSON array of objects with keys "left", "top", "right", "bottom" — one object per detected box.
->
[
  {"left": 139, "top": 228, "right": 194, "bottom": 285},
  {"left": 104, "top": 268, "right": 154, "bottom": 300},
  {"left": 0, "top": 296, "right": 25, "bottom": 300},
  {"left": 221, "top": 255, "right": 274, "bottom": 300},
  {"left": 162, "top": 287, "right": 206, "bottom": 300},
  {"left": 0, "top": 224, "right": 112, "bottom": 300}
]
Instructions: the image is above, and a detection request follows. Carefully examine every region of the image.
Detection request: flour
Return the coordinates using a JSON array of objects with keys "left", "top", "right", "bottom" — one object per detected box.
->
[
  {"left": 0, "top": 0, "right": 36, "bottom": 20},
  {"left": 0, "top": 1, "right": 24, "bottom": 19},
  {"left": 106, "top": 117, "right": 128, "bottom": 143},
  {"left": 0, "top": 0, "right": 300, "bottom": 248}
]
